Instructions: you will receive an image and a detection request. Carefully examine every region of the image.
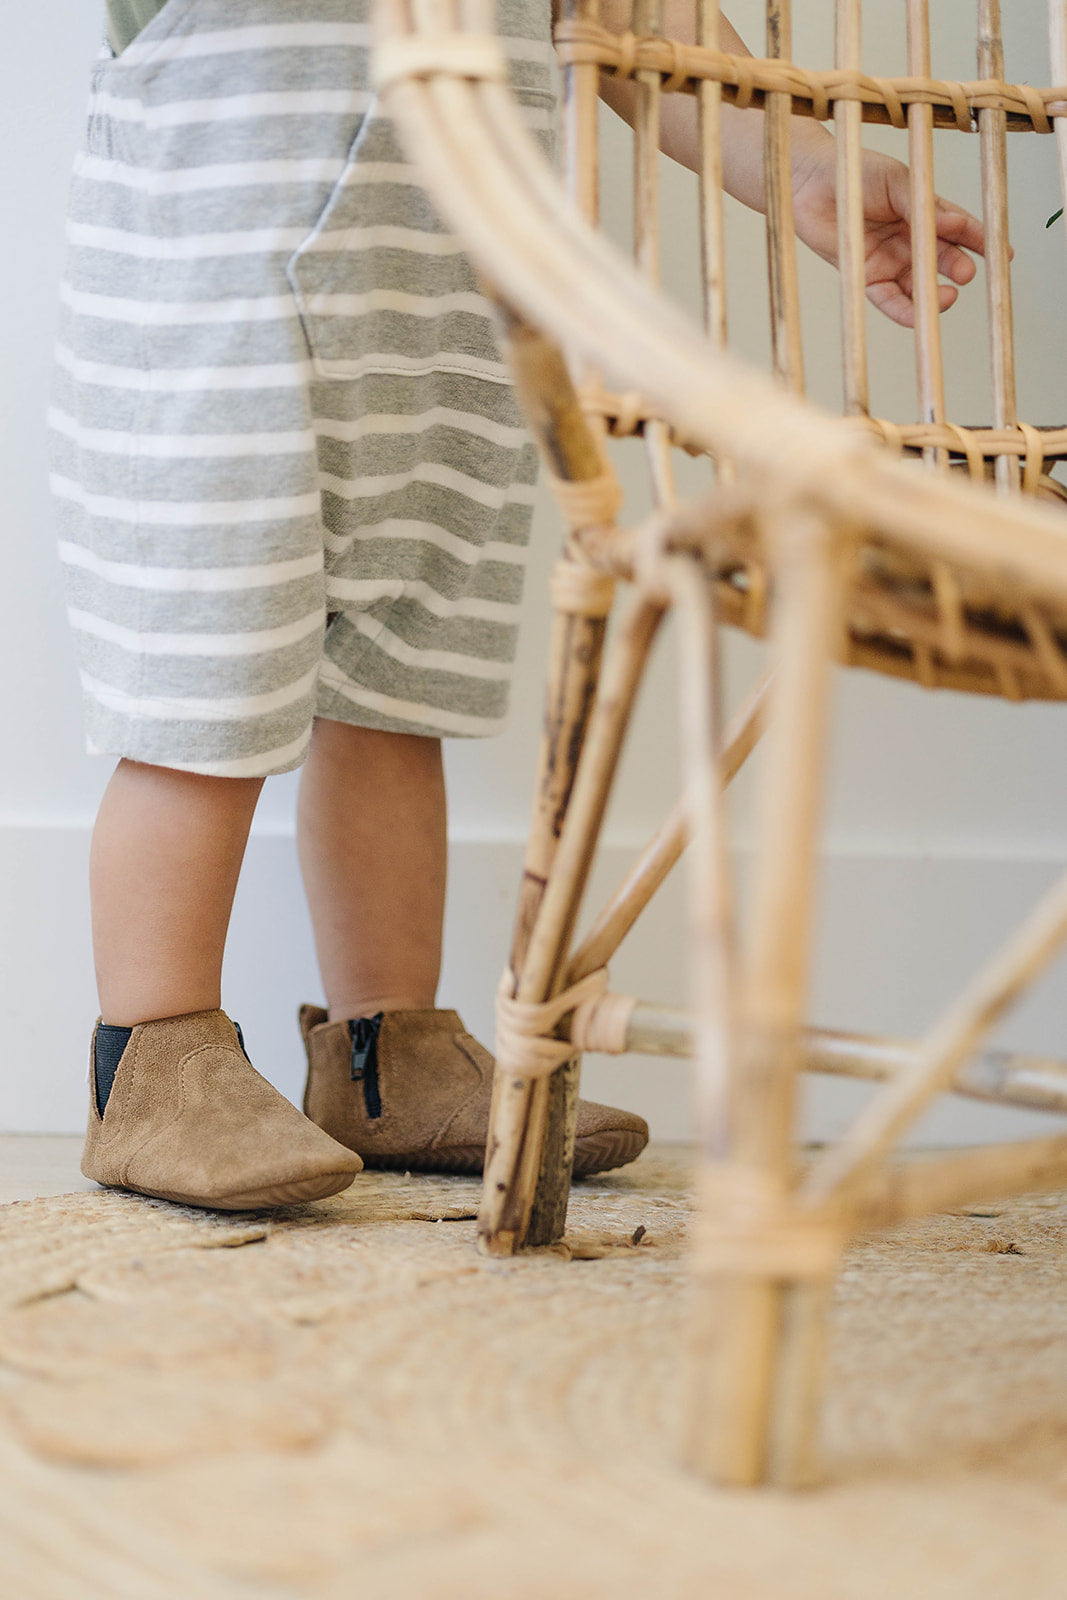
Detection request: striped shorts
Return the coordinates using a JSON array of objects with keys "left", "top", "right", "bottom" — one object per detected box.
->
[{"left": 51, "top": 0, "right": 556, "bottom": 776}]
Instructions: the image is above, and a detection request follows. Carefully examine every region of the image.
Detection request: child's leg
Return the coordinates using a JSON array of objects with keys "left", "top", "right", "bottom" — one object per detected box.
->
[
  {"left": 91, "top": 759, "right": 264, "bottom": 1025},
  {"left": 83, "top": 757, "right": 362, "bottom": 1209},
  {"left": 295, "top": 717, "right": 650, "bottom": 1178},
  {"left": 295, "top": 719, "right": 447, "bottom": 1021}
]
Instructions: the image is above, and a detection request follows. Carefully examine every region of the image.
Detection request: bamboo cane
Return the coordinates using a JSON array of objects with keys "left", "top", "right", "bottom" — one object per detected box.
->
[
  {"left": 474, "top": 331, "right": 618, "bottom": 1257},
  {"left": 697, "top": 0, "right": 728, "bottom": 347},
  {"left": 518, "top": 597, "right": 666, "bottom": 1006},
  {"left": 632, "top": 0, "right": 679, "bottom": 504},
  {"left": 803, "top": 1030, "right": 1067, "bottom": 1114},
  {"left": 1049, "top": 4, "right": 1067, "bottom": 284},
  {"left": 480, "top": 594, "right": 666, "bottom": 1251},
  {"left": 633, "top": 0, "right": 663, "bottom": 287},
  {"left": 671, "top": 560, "right": 738, "bottom": 1158},
  {"left": 765, "top": 0, "right": 805, "bottom": 392},
  {"left": 493, "top": 316, "right": 616, "bottom": 963},
  {"left": 905, "top": 0, "right": 947, "bottom": 467},
  {"left": 564, "top": 0, "right": 602, "bottom": 226},
  {"left": 978, "top": 0, "right": 1020, "bottom": 493},
  {"left": 616, "top": 1008, "right": 1067, "bottom": 1116},
  {"left": 732, "top": 512, "right": 845, "bottom": 1489},
  {"left": 674, "top": 544, "right": 805, "bottom": 1488},
  {"left": 851, "top": 1133, "right": 1067, "bottom": 1231},
  {"left": 527, "top": 595, "right": 666, "bottom": 1247},
  {"left": 563, "top": 0, "right": 610, "bottom": 442},
  {"left": 691, "top": 509, "right": 844, "bottom": 1487},
  {"left": 480, "top": 601, "right": 610, "bottom": 1250},
  {"left": 835, "top": 0, "right": 868, "bottom": 416},
  {"left": 484, "top": 580, "right": 608, "bottom": 1243}
]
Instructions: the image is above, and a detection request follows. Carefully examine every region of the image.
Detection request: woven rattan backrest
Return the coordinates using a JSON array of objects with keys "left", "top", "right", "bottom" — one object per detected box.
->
[
  {"left": 376, "top": 0, "right": 1067, "bottom": 713},
  {"left": 555, "top": 0, "right": 1067, "bottom": 500}
]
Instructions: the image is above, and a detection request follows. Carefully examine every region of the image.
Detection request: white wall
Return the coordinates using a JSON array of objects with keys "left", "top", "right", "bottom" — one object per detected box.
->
[{"left": 4, "top": 1, "right": 1067, "bottom": 1150}]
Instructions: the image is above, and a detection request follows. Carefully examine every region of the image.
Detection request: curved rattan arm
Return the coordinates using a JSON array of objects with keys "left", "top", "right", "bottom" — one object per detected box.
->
[{"left": 374, "top": 0, "right": 1067, "bottom": 605}]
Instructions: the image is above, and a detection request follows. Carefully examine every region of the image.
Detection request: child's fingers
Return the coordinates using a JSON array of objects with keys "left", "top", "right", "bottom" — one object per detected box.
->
[
  {"left": 866, "top": 270, "right": 959, "bottom": 326},
  {"left": 937, "top": 239, "right": 978, "bottom": 285},
  {"left": 933, "top": 198, "right": 988, "bottom": 257},
  {"left": 866, "top": 280, "right": 915, "bottom": 327}
]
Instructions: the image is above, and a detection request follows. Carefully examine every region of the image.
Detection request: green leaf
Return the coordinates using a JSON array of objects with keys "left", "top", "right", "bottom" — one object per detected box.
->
[{"left": 1048, "top": 208, "right": 1064, "bottom": 228}]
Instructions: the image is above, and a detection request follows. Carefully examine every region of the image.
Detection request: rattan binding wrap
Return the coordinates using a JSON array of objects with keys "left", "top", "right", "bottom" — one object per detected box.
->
[{"left": 554, "top": 20, "right": 1067, "bottom": 132}]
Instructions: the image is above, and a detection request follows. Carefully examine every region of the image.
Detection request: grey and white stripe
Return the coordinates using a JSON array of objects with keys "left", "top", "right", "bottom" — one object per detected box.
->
[{"left": 52, "top": 0, "right": 556, "bottom": 774}]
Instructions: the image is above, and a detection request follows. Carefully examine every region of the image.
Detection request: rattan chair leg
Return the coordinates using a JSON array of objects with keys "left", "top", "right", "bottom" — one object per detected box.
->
[
  {"left": 474, "top": 297, "right": 634, "bottom": 1254},
  {"left": 475, "top": 317, "right": 619, "bottom": 1257},
  {"left": 480, "top": 593, "right": 665, "bottom": 1251},
  {"left": 765, "top": 1280, "right": 833, "bottom": 1487},
  {"left": 852, "top": 1132, "right": 1067, "bottom": 1229},
  {"left": 526, "top": 594, "right": 665, "bottom": 1246},
  {"left": 690, "top": 514, "right": 845, "bottom": 1487},
  {"left": 480, "top": 589, "right": 610, "bottom": 1255}
]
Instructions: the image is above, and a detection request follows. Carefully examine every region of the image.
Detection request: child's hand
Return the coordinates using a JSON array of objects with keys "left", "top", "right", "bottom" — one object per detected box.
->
[{"left": 790, "top": 145, "right": 988, "bottom": 329}]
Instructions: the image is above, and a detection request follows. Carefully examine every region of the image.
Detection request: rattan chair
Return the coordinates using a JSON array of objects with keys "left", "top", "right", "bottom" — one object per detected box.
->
[{"left": 375, "top": 0, "right": 1067, "bottom": 1485}]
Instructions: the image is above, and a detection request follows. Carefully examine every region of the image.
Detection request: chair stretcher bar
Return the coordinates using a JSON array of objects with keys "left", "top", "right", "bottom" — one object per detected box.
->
[{"left": 602, "top": 1003, "right": 1067, "bottom": 1115}]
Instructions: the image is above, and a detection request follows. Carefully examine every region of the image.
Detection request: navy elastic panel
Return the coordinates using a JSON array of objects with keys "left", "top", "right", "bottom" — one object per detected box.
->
[{"left": 94, "top": 1023, "right": 133, "bottom": 1115}]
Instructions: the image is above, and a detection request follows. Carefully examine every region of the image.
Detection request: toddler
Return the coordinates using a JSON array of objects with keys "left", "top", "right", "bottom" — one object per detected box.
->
[{"left": 55, "top": 0, "right": 985, "bottom": 1208}]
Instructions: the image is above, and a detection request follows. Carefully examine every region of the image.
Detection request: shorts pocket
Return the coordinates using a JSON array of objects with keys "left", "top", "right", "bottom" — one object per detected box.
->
[
  {"left": 286, "top": 106, "right": 499, "bottom": 383},
  {"left": 286, "top": 113, "right": 375, "bottom": 380}
]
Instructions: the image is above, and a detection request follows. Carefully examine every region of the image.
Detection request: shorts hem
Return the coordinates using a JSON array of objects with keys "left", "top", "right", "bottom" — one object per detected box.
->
[
  {"left": 314, "top": 679, "right": 508, "bottom": 739},
  {"left": 83, "top": 727, "right": 312, "bottom": 779}
]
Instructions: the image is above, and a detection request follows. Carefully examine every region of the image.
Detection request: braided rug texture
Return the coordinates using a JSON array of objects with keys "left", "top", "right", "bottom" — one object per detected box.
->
[{"left": 2, "top": 1152, "right": 1067, "bottom": 1599}]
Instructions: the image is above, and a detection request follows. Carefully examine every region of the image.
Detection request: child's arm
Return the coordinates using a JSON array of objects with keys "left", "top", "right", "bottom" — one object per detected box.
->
[{"left": 588, "top": 4, "right": 987, "bottom": 329}]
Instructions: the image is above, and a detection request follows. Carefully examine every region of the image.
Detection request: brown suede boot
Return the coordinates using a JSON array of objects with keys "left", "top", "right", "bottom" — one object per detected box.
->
[
  {"left": 82, "top": 1009, "right": 362, "bottom": 1210},
  {"left": 299, "top": 1005, "right": 649, "bottom": 1177}
]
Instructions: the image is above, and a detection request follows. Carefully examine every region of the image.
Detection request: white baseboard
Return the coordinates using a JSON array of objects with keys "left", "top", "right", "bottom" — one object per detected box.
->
[{"left": 3, "top": 821, "right": 1067, "bottom": 1146}]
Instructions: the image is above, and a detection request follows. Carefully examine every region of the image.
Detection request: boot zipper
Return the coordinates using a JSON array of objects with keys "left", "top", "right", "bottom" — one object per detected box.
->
[{"left": 348, "top": 1013, "right": 384, "bottom": 1120}]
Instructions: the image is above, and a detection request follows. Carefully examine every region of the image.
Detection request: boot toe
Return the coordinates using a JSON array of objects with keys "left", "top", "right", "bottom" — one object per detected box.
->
[
  {"left": 211, "top": 1163, "right": 360, "bottom": 1210},
  {"left": 216, "top": 1123, "right": 363, "bottom": 1208},
  {"left": 573, "top": 1102, "right": 649, "bottom": 1177}
]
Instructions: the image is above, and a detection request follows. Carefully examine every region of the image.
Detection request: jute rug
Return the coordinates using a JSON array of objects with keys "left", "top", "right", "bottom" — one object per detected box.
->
[{"left": 2, "top": 1150, "right": 1066, "bottom": 1599}]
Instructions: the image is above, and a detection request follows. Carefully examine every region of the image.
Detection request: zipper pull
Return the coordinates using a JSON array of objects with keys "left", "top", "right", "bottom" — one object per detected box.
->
[
  {"left": 348, "top": 1013, "right": 383, "bottom": 1080},
  {"left": 348, "top": 1013, "right": 385, "bottom": 1120}
]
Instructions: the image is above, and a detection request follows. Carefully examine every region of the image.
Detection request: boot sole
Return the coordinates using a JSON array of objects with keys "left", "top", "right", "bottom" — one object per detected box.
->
[
  {"left": 356, "top": 1129, "right": 648, "bottom": 1179},
  {"left": 90, "top": 1169, "right": 359, "bottom": 1211}
]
